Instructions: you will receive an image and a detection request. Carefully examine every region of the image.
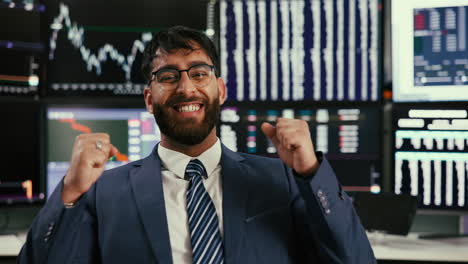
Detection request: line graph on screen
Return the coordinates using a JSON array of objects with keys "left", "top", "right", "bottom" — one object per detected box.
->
[{"left": 46, "top": 2, "right": 157, "bottom": 95}]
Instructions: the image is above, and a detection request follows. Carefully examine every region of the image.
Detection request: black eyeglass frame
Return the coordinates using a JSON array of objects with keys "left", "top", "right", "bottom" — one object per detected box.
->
[{"left": 148, "top": 64, "right": 216, "bottom": 86}]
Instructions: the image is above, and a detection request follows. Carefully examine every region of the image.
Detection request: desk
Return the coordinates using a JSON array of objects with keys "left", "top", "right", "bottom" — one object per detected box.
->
[
  {"left": 0, "top": 233, "right": 26, "bottom": 257},
  {"left": 369, "top": 233, "right": 468, "bottom": 263},
  {"left": 2, "top": 232, "right": 468, "bottom": 262}
]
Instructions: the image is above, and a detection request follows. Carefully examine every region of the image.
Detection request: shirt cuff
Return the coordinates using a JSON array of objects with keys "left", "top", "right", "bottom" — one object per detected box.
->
[{"left": 292, "top": 151, "right": 324, "bottom": 181}]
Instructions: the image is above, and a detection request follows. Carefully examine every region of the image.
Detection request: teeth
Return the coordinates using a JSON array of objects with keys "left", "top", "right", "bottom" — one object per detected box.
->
[{"left": 178, "top": 104, "right": 200, "bottom": 112}]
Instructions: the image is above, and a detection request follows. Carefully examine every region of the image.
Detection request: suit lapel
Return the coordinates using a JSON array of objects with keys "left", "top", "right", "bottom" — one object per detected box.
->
[
  {"left": 129, "top": 148, "right": 173, "bottom": 264},
  {"left": 128, "top": 144, "right": 249, "bottom": 264},
  {"left": 221, "top": 145, "right": 249, "bottom": 264}
]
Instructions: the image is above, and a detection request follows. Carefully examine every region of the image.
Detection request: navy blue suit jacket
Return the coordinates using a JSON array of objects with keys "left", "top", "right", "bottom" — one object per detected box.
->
[{"left": 19, "top": 145, "right": 375, "bottom": 263}]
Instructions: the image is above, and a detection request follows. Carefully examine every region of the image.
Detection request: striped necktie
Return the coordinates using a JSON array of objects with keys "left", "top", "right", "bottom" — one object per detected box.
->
[{"left": 185, "top": 159, "right": 224, "bottom": 264}]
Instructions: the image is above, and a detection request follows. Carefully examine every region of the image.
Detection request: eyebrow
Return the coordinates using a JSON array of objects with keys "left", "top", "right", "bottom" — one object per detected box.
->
[{"left": 153, "top": 61, "right": 212, "bottom": 72}]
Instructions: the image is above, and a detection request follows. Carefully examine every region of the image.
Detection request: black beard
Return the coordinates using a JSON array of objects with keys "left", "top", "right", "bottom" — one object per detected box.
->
[{"left": 152, "top": 96, "right": 220, "bottom": 145}]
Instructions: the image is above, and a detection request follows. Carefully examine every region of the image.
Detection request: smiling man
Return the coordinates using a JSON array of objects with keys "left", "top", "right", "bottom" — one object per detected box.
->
[
  {"left": 19, "top": 26, "right": 376, "bottom": 264},
  {"left": 145, "top": 43, "right": 223, "bottom": 154}
]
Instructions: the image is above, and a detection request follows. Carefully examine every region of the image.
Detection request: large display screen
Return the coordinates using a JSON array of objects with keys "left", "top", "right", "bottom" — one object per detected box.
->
[
  {"left": 0, "top": 0, "right": 44, "bottom": 95},
  {"left": 219, "top": 102, "right": 382, "bottom": 192},
  {"left": 0, "top": 49, "right": 40, "bottom": 95},
  {"left": 392, "top": 0, "right": 468, "bottom": 102},
  {"left": 393, "top": 104, "right": 468, "bottom": 211},
  {"left": 46, "top": 107, "right": 160, "bottom": 197},
  {"left": 220, "top": 0, "right": 382, "bottom": 102},
  {"left": 47, "top": 103, "right": 382, "bottom": 197},
  {"left": 44, "top": 0, "right": 208, "bottom": 96}
]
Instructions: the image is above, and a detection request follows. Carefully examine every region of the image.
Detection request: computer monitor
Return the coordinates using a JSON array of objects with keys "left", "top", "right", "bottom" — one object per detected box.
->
[
  {"left": 46, "top": 102, "right": 381, "bottom": 196},
  {"left": 0, "top": 0, "right": 44, "bottom": 95},
  {"left": 392, "top": 0, "right": 468, "bottom": 102},
  {"left": 219, "top": 102, "right": 382, "bottom": 192},
  {"left": 44, "top": 0, "right": 208, "bottom": 96},
  {"left": 0, "top": 99, "right": 44, "bottom": 204},
  {"left": 0, "top": 49, "right": 41, "bottom": 95},
  {"left": 46, "top": 106, "right": 160, "bottom": 198},
  {"left": 219, "top": 0, "right": 382, "bottom": 102},
  {"left": 393, "top": 103, "right": 468, "bottom": 211}
]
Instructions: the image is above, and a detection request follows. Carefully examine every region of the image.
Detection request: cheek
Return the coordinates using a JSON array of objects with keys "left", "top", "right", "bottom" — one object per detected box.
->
[
  {"left": 205, "top": 84, "right": 220, "bottom": 102},
  {"left": 149, "top": 89, "right": 168, "bottom": 105}
]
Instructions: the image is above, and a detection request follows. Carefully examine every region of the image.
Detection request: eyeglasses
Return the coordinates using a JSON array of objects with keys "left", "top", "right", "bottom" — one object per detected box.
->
[{"left": 149, "top": 64, "right": 215, "bottom": 89}]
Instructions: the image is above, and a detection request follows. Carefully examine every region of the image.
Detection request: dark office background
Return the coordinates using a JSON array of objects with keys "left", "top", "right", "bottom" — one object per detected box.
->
[{"left": 1, "top": 0, "right": 467, "bottom": 263}]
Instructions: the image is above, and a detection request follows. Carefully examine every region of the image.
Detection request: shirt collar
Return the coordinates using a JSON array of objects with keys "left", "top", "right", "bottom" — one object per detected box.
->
[{"left": 157, "top": 138, "right": 222, "bottom": 180}]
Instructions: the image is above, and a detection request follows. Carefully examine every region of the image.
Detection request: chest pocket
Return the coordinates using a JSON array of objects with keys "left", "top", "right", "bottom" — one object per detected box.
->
[{"left": 244, "top": 205, "right": 296, "bottom": 263}]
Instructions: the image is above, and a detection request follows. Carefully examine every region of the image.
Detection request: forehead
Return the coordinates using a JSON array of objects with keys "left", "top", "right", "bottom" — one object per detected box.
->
[{"left": 151, "top": 47, "right": 212, "bottom": 71}]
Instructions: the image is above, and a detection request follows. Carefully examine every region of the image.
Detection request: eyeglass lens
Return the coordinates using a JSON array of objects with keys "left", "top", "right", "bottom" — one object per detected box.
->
[{"left": 154, "top": 64, "right": 213, "bottom": 88}]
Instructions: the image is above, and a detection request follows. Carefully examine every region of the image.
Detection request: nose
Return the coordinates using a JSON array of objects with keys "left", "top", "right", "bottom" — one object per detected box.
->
[{"left": 175, "top": 71, "right": 197, "bottom": 94}]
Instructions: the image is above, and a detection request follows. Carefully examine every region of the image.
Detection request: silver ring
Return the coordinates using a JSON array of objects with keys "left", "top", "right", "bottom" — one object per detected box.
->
[{"left": 95, "top": 140, "right": 103, "bottom": 151}]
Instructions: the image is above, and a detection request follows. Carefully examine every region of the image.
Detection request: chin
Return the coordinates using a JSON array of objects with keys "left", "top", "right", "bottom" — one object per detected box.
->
[{"left": 153, "top": 97, "right": 220, "bottom": 146}]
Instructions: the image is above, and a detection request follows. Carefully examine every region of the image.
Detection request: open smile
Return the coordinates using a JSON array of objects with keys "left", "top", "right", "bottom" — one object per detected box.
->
[
  {"left": 171, "top": 102, "right": 205, "bottom": 118},
  {"left": 175, "top": 103, "right": 203, "bottom": 112}
]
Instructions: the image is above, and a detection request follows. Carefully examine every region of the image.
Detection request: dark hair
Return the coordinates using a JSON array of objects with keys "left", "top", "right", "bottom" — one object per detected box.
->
[{"left": 141, "top": 25, "right": 219, "bottom": 83}]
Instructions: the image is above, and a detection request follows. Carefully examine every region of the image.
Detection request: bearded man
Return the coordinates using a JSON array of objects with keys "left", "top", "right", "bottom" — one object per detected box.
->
[{"left": 19, "top": 26, "right": 375, "bottom": 264}]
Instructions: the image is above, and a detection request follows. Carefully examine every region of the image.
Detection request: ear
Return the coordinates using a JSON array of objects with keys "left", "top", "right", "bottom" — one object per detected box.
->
[
  {"left": 143, "top": 87, "right": 154, "bottom": 114},
  {"left": 217, "top": 77, "right": 227, "bottom": 105}
]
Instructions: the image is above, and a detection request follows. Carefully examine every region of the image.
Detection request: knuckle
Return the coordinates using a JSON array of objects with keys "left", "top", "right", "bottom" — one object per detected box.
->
[
  {"left": 79, "top": 150, "right": 90, "bottom": 161},
  {"left": 75, "top": 134, "right": 84, "bottom": 142},
  {"left": 74, "top": 139, "right": 85, "bottom": 150},
  {"left": 98, "top": 149, "right": 109, "bottom": 161},
  {"left": 277, "top": 129, "right": 284, "bottom": 137}
]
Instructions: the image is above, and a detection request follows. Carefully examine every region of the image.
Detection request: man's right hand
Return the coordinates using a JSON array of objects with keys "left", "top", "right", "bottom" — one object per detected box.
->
[{"left": 62, "top": 133, "right": 119, "bottom": 204}]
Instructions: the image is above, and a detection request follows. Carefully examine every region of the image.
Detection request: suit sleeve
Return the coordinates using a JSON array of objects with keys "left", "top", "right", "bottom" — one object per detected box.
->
[
  {"left": 288, "top": 155, "right": 376, "bottom": 264},
  {"left": 18, "top": 180, "right": 100, "bottom": 264}
]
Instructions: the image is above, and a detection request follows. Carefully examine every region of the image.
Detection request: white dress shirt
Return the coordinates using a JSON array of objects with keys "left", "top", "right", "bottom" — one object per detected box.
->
[{"left": 157, "top": 139, "right": 223, "bottom": 264}]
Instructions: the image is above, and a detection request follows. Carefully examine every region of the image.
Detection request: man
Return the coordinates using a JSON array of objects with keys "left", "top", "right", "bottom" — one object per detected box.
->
[{"left": 19, "top": 26, "right": 375, "bottom": 263}]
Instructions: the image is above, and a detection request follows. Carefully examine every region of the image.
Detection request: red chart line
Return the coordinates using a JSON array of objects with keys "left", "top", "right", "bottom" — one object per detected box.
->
[{"left": 58, "top": 118, "right": 129, "bottom": 162}]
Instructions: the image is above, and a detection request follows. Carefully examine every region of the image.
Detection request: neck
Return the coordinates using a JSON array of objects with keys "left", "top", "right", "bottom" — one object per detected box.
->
[{"left": 160, "top": 129, "right": 218, "bottom": 157}]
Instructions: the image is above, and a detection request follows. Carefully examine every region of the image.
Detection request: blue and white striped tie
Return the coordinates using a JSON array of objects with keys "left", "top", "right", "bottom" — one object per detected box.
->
[{"left": 186, "top": 159, "right": 224, "bottom": 264}]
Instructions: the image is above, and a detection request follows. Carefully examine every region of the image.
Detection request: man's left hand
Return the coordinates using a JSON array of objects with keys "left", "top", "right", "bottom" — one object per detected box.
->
[{"left": 261, "top": 118, "right": 319, "bottom": 176}]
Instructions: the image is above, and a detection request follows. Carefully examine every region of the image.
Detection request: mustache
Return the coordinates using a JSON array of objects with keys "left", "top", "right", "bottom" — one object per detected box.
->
[{"left": 165, "top": 95, "right": 208, "bottom": 106}]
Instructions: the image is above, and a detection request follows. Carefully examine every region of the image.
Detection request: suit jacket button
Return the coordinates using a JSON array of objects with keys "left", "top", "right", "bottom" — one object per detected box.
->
[
  {"left": 319, "top": 195, "right": 327, "bottom": 202},
  {"left": 325, "top": 208, "right": 331, "bottom": 214},
  {"left": 321, "top": 200, "right": 329, "bottom": 209},
  {"left": 317, "top": 189, "right": 324, "bottom": 198}
]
